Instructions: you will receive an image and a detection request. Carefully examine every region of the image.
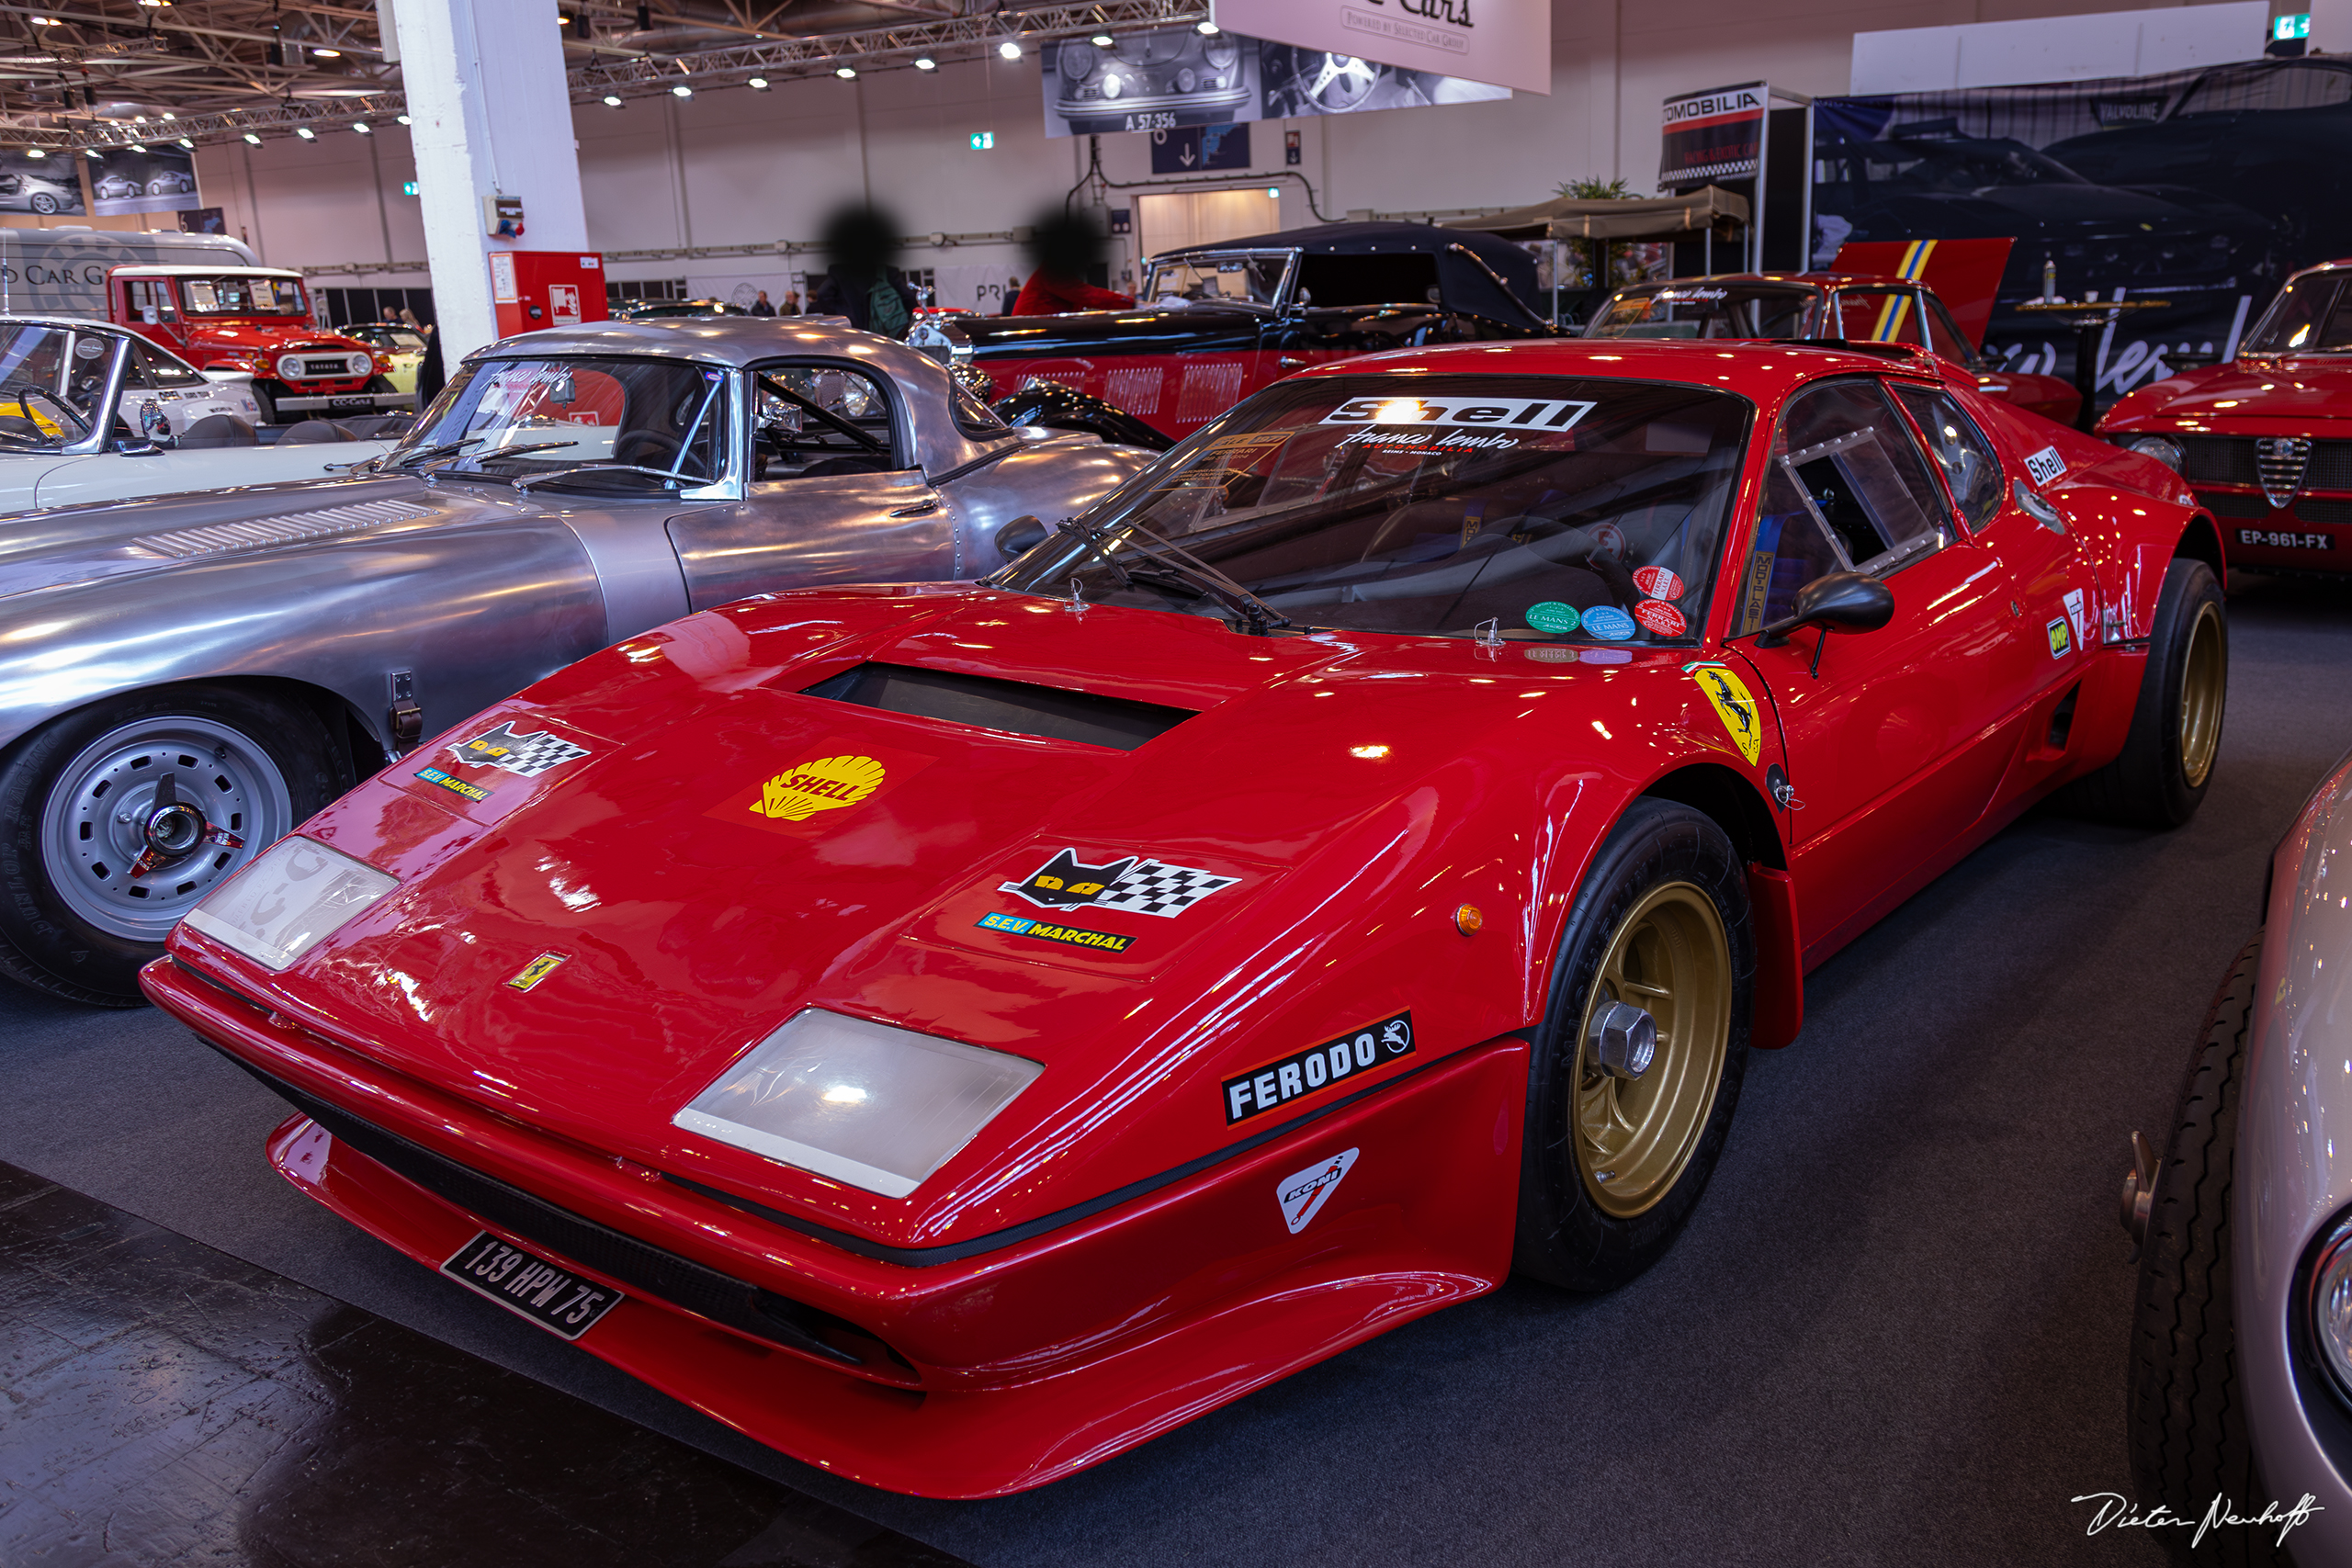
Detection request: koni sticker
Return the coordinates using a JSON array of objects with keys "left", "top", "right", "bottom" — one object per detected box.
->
[
  {"left": 1000, "top": 848, "right": 1238, "bottom": 918},
  {"left": 707, "top": 739, "right": 934, "bottom": 838},
  {"left": 449, "top": 721, "right": 591, "bottom": 779},
  {"left": 1690, "top": 665, "right": 1763, "bottom": 766},
  {"left": 1276, "top": 1148, "right": 1359, "bottom": 1235},
  {"left": 1223, "top": 1011, "right": 1414, "bottom": 1124}
]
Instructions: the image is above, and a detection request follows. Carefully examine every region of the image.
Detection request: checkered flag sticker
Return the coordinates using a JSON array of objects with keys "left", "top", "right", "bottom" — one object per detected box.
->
[
  {"left": 1093, "top": 859, "right": 1239, "bottom": 918},
  {"left": 450, "top": 721, "right": 591, "bottom": 779}
]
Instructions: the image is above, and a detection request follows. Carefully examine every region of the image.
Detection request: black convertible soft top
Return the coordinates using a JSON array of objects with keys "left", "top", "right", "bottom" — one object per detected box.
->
[{"left": 1157, "top": 221, "right": 1546, "bottom": 327}]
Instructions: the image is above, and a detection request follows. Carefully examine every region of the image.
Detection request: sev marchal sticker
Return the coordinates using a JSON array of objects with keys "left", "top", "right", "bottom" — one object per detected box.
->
[
  {"left": 1277, "top": 1147, "right": 1359, "bottom": 1235},
  {"left": 2024, "top": 446, "right": 2066, "bottom": 486},
  {"left": 706, "top": 739, "right": 935, "bottom": 839},
  {"left": 413, "top": 766, "right": 492, "bottom": 803},
  {"left": 1000, "top": 848, "right": 1238, "bottom": 919},
  {"left": 1224, "top": 1011, "right": 1414, "bottom": 1124},
  {"left": 975, "top": 910, "right": 1134, "bottom": 954},
  {"left": 449, "top": 721, "right": 590, "bottom": 778},
  {"left": 1689, "top": 664, "right": 1763, "bottom": 766},
  {"left": 505, "top": 953, "right": 569, "bottom": 992}
]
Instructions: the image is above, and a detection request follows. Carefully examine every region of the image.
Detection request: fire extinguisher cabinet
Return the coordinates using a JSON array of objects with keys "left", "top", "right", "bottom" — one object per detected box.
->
[{"left": 490, "top": 251, "right": 609, "bottom": 337}]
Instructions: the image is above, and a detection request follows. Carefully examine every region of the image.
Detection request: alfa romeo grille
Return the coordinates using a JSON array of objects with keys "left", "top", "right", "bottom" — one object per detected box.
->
[
  {"left": 134, "top": 499, "right": 435, "bottom": 559},
  {"left": 2179, "top": 436, "right": 2257, "bottom": 485},
  {"left": 2257, "top": 436, "right": 2312, "bottom": 508}
]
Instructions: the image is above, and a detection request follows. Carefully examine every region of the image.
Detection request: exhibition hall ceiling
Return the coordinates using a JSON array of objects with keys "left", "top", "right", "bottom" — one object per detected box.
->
[{"left": 0, "top": 0, "right": 1207, "bottom": 148}]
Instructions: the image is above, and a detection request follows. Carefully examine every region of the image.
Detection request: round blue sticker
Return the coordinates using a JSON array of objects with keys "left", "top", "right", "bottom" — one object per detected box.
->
[
  {"left": 1583, "top": 604, "right": 1637, "bottom": 641},
  {"left": 1525, "top": 601, "right": 1580, "bottom": 634}
]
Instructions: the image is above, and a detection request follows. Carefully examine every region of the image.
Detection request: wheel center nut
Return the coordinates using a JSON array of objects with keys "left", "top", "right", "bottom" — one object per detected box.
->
[
  {"left": 1588, "top": 999, "right": 1657, "bottom": 1080},
  {"left": 144, "top": 802, "right": 204, "bottom": 857}
]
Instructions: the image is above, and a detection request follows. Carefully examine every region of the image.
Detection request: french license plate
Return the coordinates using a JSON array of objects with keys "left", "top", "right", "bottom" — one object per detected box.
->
[
  {"left": 438, "top": 1231, "right": 624, "bottom": 1340},
  {"left": 2238, "top": 527, "right": 2333, "bottom": 550}
]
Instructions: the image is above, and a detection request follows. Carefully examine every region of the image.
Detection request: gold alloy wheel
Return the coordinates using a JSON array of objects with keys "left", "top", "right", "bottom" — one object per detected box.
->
[
  {"left": 2178, "top": 600, "right": 2225, "bottom": 790},
  {"left": 1574, "top": 882, "right": 1733, "bottom": 1219}
]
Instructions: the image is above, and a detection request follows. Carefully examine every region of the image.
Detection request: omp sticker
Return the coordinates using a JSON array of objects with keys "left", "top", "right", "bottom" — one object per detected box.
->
[
  {"left": 1583, "top": 605, "right": 1637, "bottom": 641},
  {"left": 2047, "top": 616, "right": 2073, "bottom": 659},
  {"left": 1690, "top": 666, "right": 1763, "bottom": 766},
  {"left": 1277, "top": 1148, "right": 1360, "bottom": 1235},
  {"left": 414, "top": 766, "right": 491, "bottom": 803},
  {"left": 449, "top": 721, "right": 590, "bottom": 779},
  {"left": 1634, "top": 565, "right": 1685, "bottom": 599},
  {"left": 505, "top": 953, "right": 569, "bottom": 992},
  {"left": 1634, "top": 600, "right": 1687, "bottom": 637},
  {"left": 1525, "top": 601, "right": 1580, "bottom": 634},
  {"left": 975, "top": 911, "right": 1135, "bottom": 954},
  {"left": 2024, "top": 446, "right": 2066, "bottom": 485},
  {"left": 1001, "top": 848, "right": 1239, "bottom": 918},
  {"left": 1223, "top": 1012, "right": 1414, "bottom": 1125},
  {"left": 1320, "top": 394, "right": 1594, "bottom": 430},
  {"left": 2064, "top": 587, "right": 2086, "bottom": 649}
]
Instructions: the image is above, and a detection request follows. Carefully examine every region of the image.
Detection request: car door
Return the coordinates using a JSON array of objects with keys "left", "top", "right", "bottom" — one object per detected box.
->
[
  {"left": 1729, "top": 375, "right": 2029, "bottom": 953},
  {"left": 665, "top": 359, "right": 954, "bottom": 611}
]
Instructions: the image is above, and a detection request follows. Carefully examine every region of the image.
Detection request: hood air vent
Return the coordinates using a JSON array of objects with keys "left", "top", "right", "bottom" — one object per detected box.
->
[
  {"left": 803, "top": 662, "right": 1196, "bottom": 750},
  {"left": 134, "top": 499, "right": 436, "bottom": 560}
]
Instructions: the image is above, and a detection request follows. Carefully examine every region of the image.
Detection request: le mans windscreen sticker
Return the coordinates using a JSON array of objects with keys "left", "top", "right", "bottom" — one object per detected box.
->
[
  {"left": 1277, "top": 1148, "right": 1359, "bottom": 1235},
  {"left": 707, "top": 739, "right": 935, "bottom": 839},
  {"left": 1225, "top": 1012, "right": 1414, "bottom": 1124},
  {"left": 1687, "top": 664, "right": 1763, "bottom": 766}
]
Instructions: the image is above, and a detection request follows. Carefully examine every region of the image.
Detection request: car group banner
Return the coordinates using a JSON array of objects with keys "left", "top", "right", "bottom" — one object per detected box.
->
[
  {"left": 1044, "top": 22, "right": 1505, "bottom": 139},
  {"left": 1810, "top": 53, "right": 2352, "bottom": 410},
  {"left": 1208, "top": 0, "right": 1550, "bottom": 96},
  {"left": 90, "top": 148, "right": 200, "bottom": 218},
  {"left": 1659, "top": 82, "right": 1767, "bottom": 186}
]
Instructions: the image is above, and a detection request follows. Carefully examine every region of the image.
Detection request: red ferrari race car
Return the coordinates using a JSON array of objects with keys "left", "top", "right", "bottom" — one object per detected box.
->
[
  {"left": 2100, "top": 256, "right": 2352, "bottom": 574},
  {"left": 144, "top": 336, "right": 2226, "bottom": 1498}
]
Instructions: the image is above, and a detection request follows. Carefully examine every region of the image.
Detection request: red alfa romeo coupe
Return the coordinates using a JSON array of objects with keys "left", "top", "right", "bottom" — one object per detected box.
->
[{"left": 145, "top": 337, "right": 2227, "bottom": 1497}]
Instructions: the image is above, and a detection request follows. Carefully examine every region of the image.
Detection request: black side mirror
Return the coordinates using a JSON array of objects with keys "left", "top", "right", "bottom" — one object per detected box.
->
[
  {"left": 1755, "top": 571, "right": 1894, "bottom": 668},
  {"left": 993, "top": 513, "right": 1050, "bottom": 560}
]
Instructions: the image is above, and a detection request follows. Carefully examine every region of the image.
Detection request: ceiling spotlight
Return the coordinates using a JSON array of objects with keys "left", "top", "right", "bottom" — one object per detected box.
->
[
  {"left": 747, "top": 75, "right": 768, "bottom": 89},
  {"left": 129, "top": 141, "right": 148, "bottom": 152},
  {"left": 295, "top": 126, "right": 315, "bottom": 140},
  {"left": 160, "top": 111, "right": 175, "bottom": 119},
  {"left": 913, "top": 56, "right": 936, "bottom": 70},
  {"left": 1196, "top": 20, "right": 1220, "bottom": 34},
  {"left": 1091, "top": 33, "right": 1114, "bottom": 47},
  {"left": 133, "top": 115, "right": 146, "bottom": 123},
  {"left": 312, "top": 47, "right": 340, "bottom": 57},
  {"left": 395, "top": 113, "right": 411, "bottom": 123},
  {"left": 175, "top": 137, "right": 191, "bottom": 148},
  {"left": 30, "top": 17, "right": 55, "bottom": 27},
  {"left": 671, "top": 83, "right": 692, "bottom": 97},
  {"left": 997, "top": 39, "right": 1023, "bottom": 60},
  {"left": 242, "top": 131, "right": 261, "bottom": 143},
  {"left": 352, "top": 121, "right": 370, "bottom": 133},
  {"left": 84, "top": 147, "right": 100, "bottom": 159},
  {"left": 835, "top": 64, "right": 855, "bottom": 78},
  {"left": 22, "top": 147, "right": 41, "bottom": 158},
  {"left": 602, "top": 94, "right": 623, "bottom": 107}
]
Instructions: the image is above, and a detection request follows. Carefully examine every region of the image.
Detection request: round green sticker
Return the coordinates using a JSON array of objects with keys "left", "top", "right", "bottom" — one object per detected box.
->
[{"left": 1525, "top": 601, "right": 1580, "bottom": 634}]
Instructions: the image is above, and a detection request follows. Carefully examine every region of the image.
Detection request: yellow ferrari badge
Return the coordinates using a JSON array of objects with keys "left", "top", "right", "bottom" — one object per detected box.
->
[
  {"left": 1690, "top": 666, "right": 1763, "bottom": 766},
  {"left": 505, "top": 953, "right": 569, "bottom": 992}
]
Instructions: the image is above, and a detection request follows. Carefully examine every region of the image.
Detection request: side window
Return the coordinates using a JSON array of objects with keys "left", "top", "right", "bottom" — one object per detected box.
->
[
  {"left": 125, "top": 279, "right": 177, "bottom": 324},
  {"left": 1920, "top": 295, "right": 1982, "bottom": 369},
  {"left": 133, "top": 340, "right": 205, "bottom": 389},
  {"left": 1893, "top": 384, "right": 2004, "bottom": 532},
  {"left": 749, "top": 362, "right": 903, "bottom": 480},
  {"left": 1829, "top": 288, "right": 1928, "bottom": 347},
  {"left": 1736, "top": 378, "right": 1951, "bottom": 634}
]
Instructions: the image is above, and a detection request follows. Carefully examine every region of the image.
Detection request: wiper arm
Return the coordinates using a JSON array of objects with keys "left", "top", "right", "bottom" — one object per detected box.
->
[
  {"left": 467, "top": 439, "right": 580, "bottom": 463},
  {"left": 390, "top": 435, "right": 485, "bottom": 469},
  {"left": 1065, "top": 512, "right": 1290, "bottom": 635},
  {"left": 510, "top": 461, "right": 706, "bottom": 492}
]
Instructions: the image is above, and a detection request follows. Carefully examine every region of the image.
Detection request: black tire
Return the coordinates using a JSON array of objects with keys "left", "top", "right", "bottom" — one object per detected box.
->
[
  {"left": 2059, "top": 558, "right": 2226, "bottom": 829},
  {"left": 363, "top": 374, "right": 396, "bottom": 395},
  {"left": 0, "top": 684, "right": 343, "bottom": 1006},
  {"left": 1514, "top": 799, "right": 1755, "bottom": 1292},
  {"left": 250, "top": 382, "right": 280, "bottom": 425},
  {"left": 2127, "top": 934, "right": 2281, "bottom": 1565}
]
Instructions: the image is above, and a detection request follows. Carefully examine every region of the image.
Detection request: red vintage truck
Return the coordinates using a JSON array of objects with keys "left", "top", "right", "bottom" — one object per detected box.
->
[{"left": 107, "top": 264, "right": 413, "bottom": 423}]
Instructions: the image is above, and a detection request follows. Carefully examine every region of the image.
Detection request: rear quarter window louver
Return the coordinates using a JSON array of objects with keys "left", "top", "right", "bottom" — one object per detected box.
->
[{"left": 802, "top": 662, "right": 1196, "bottom": 751}]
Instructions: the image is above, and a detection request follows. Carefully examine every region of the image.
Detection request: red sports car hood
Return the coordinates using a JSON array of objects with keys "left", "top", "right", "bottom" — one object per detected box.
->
[
  {"left": 2103, "top": 355, "right": 2352, "bottom": 433},
  {"left": 198, "top": 587, "right": 1697, "bottom": 1242}
]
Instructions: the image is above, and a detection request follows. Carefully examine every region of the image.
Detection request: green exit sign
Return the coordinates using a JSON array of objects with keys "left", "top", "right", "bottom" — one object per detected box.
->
[
  {"left": 2276, "top": 12, "right": 2311, "bottom": 39},
  {"left": 969, "top": 131, "right": 994, "bottom": 150},
  {"left": 401, "top": 180, "right": 418, "bottom": 196}
]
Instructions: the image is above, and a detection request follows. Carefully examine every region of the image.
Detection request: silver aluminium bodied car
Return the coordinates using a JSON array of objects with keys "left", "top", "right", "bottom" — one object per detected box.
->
[
  {"left": 2123, "top": 747, "right": 2352, "bottom": 1563},
  {"left": 0, "top": 317, "right": 1153, "bottom": 1005}
]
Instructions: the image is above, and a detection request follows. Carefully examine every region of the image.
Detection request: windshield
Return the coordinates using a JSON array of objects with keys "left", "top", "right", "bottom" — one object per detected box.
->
[
  {"left": 999, "top": 374, "right": 1749, "bottom": 644},
  {"left": 179, "top": 275, "right": 308, "bottom": 317},
  {"left": 1589, "top": 283, "right": 1818, "bottom": 341},
  {"left": 397, "top": 355, "right": 728, "bottom": 486},
  {"left": 0, "top": 322, "right": 108, "bottom": 448},
  {"left": 2243, "top": 272, "right": 2352, "bottom": 353},
  {"left": 1142, "top": 252, "right": 1293, "bottom": 308}
]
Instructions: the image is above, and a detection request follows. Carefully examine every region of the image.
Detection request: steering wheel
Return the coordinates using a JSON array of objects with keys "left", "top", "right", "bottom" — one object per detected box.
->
[
  {"left": 0, "top": 381, "right": 89, "bottom": 443},
  {"left": 613, "top": 428, "right": 683, "bottom": 468},
  {"left": 1301, "top": 52, "right": 1377, "bottom": 111}
]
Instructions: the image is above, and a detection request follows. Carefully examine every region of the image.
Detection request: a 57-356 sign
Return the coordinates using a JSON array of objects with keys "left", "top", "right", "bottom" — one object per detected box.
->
[{"left": 1209, "top": 0, "right": 1551, "bottom": 96}]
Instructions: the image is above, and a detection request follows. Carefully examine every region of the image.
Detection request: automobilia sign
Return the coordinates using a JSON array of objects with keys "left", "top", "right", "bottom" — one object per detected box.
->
[
  {"left": 1209, "top": 0, "right": 1549, "bottom": 96},
  {"left": 1659, "top": 82, "right": 1767, "bottom": 186}
]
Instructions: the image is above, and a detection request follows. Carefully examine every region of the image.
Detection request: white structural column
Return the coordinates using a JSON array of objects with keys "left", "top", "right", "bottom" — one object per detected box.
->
[{"left": 390, "top": 0, "right": 588, "bottom": 362}]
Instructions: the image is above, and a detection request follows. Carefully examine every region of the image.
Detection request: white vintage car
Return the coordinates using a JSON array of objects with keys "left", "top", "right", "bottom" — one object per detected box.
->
[{"left": 0, "top": 316, "right": 395, "bottom": 511}]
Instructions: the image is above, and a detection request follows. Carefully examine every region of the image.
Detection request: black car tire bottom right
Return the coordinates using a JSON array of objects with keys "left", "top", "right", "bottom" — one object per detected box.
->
[{"left": 2058, "top": 557, "right": 2226, "bottom": 829}]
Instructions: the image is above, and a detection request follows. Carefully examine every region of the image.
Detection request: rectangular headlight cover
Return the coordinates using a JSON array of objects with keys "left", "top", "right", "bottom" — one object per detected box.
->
[
  {"left": 182, "top": 836, "right": 400, "bottom": 970},
  {"left": 672, "top": 1009, "right": 1044, "bottom": 1199}
]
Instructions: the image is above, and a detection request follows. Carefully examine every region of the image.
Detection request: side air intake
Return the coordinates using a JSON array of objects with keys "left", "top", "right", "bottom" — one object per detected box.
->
[{"left": 803, "top": 662, "right": 1195, "bottom": 750}]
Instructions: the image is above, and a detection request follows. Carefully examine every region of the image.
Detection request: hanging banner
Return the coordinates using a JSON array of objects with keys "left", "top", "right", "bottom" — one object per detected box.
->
[
  {"left": 1209, "top": 0, "right": 1549, "bottom": 96},
  {"left": 90, "top": 148, "right": 200, "bottom": 217},
  {"left": 1809, "top": 52, "right": 2339, "bottom": 409},
  {"left": 1659, "top": 82, "right": 1767, "bottom": 187},
  {"left": 0, "top": 150, "right": 84, "bottom": 217},
  {"left": 1045, "top": 23, "right": 1505, "bottom": 138}
]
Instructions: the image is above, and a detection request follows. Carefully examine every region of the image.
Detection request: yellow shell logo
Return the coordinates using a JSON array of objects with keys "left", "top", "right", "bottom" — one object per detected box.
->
[{"left": 754, "top": 754, "right": 887, "bottom": 821}]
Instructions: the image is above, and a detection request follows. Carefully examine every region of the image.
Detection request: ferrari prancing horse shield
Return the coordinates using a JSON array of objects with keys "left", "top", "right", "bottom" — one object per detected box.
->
[{"left": 1690, "top": 665, "right": 1763, "bottom": 766}]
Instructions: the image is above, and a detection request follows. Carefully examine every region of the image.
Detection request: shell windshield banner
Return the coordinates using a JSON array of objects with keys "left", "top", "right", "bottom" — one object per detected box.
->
[
  {"left": 1809, "top": 53, "right": 2352, "bottom": 414},
  {"left": 90, "top": 148, "right": 200, "bottom": 217}
]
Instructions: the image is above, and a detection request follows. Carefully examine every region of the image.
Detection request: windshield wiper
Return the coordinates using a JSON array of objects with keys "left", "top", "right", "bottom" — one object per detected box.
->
[
  {"left": 1061, "top": 512, "right": 1291, "bottom": 636},
  {"left": 510, "top": 461, "right": 707, "bottom": 492},
  {"left": 464, "top": 439, "right": 580, "bottom": 463},
  {"left": 390, "top": 435, "right": 485, "bottom": 469}
]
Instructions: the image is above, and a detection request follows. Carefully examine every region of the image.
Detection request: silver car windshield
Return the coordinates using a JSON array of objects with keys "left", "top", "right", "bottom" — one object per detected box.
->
[
  {"left": 0, "top": 323, "right": 108, "bottom": 450},
  {"left": 998, "top": 373, "right": 1749, "bottom": 645},
  {"left": 399, "top": 355, "right": 728, "bottom": 485}
]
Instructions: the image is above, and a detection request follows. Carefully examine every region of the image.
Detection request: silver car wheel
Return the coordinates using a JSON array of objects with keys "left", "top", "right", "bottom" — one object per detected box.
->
[{"left": 40, "top": 715, "right": 295, "bottom": 942}]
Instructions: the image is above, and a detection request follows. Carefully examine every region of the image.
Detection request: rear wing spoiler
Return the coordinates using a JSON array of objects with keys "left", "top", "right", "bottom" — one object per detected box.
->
[{"left": 1831, "top": 238, "right": 2014, "bottom": 351}]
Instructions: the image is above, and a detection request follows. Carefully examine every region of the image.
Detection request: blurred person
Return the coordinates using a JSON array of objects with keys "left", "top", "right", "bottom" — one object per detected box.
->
[
  {"left": 781, "top": 290, "right": 802, "bottom": 315},
  {"left": 809, "top": 205, "right": 917, "bottom": 336},
  {"left": 998, "top": 277, "right": 1022, "bottom": 316},
  {"left": 1012, "top": 211, "right": 1133, "bottom": 315},
  {"left": 749, "top": 290, "right": 775, "bottom": 317}
]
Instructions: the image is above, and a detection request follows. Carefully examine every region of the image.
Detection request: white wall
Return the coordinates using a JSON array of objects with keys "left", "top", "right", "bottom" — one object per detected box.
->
[{"left": 225, "top": 0, "right": 2278, "bottom": 288}]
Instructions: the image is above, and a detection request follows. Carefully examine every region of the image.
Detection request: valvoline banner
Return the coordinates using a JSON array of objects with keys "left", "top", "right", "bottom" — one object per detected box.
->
[
  {"left": 1810, "top": 53, "right": 2352, "bottom": 413},
  {"left": 1659, "top": 82, "right": 1766, "bottom": 187}
]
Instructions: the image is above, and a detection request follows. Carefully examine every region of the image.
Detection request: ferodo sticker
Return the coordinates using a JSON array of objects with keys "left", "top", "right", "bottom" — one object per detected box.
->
[
  {"left": 707, "top": 739, "right": 934, "bottom": 838},
  {"left": 1223, "top": 1011, "right": 1414, "bottom": 1124},
  {"left": 1320, "top": 394, "right": 1595, "bottom": 430},
  {"left": 1277, "top": 1148, "right": 1359, "bottom": 1235},
  {"left": 2024, "top": 446, "right": 2066, "bottom": 485},
  {"left": 1001, "top": 848, "right": 1238, "bottom": 918},
  {"left": 1690, "top": 665, "right": 1763, "bottom": 766}
]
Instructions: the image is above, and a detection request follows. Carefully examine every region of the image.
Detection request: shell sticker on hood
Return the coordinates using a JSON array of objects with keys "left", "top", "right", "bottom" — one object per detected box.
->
[
  {"left": 707, "top": 739, "right": 935, "bottom": 838},
  {"left": 1000, "top": 847, "right": 1239, "bottom": 919},
  {"left": 1688, "top": 664, "right": 1762, "bottom": 766}
]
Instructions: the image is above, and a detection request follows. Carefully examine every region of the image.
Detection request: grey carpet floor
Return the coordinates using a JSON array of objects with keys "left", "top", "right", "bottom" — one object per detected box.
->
[{"left": 11, "top": 575, "right": 2345, "bottom": 1567}]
